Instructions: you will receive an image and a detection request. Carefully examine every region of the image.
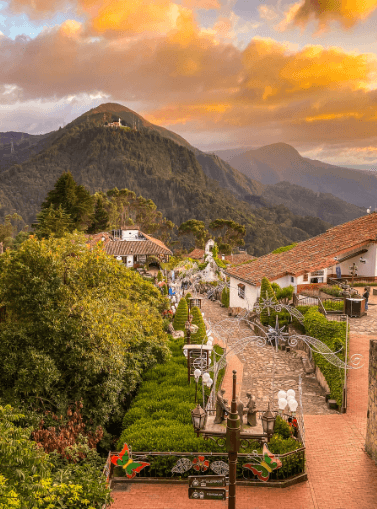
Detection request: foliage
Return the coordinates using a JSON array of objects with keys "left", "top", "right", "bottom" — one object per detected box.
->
[
  {"left": 190, "top": 306, "right": 206, "bottom": 344},
  {"left": 322, "top": 300, "right": 344, "bottom": 311},
  {"left": 304, "top": 308, "right": 347, "bottom": 406},
  {"left": 34, "top": 204, "right": 75, "bottom": 239},
  {"left": 0, "top": 233, "right": 169, "bottom": 426},
  {"left": 259, "top": 277, "right": 290, "bottom": 328},
  {"left": 272, "top": 415, "right": 292, "bottom": 439},
  {"left": 178, "top": 219, "right": 209, "bottom": 249},
  {"left": 0, "top": 404, "right": 111, "bottom": 508},
  {"left": 209, "top": 219, "right": 246, "bottom": 255},
  {"left": 221, "top": 286, "right": 230, "bottom": 308},
  {"left": 271, "top": 283, "right": 294, "bottom": 304},
  {"left": 173, "top": 298, "right": 189, "bottom": 332},
  {"left": 0, "top": 213, "right": 24, "bottom": 248},
  {"left": 185, "top": 292, "right": 192, "bottom": 305},
  {"left": 157, "top": 270, "right": 163, "bottom": 282},
  {"left": 40, "top": 172, "right": 94, "bottom": 231},
  {"left": 321, "top": 285, "right": 343, "bottom": 297},
  {"left": 272, "top": 243, "right": 297, "bottom": 254},
  {"left": 86, "top": 196, "right": 109, "bottom": 234}
]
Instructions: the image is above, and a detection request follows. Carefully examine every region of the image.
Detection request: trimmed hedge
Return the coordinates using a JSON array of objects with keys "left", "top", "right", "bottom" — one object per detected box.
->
[
  {"left": 303, "top": 308, "right": 347, "bottom": 407},
  {"left": 191, "top": 306, "right": 206, "bottom": 344},
  {"left": 173, "top": 298, "right": 188, "bottom": 331},
  {"left": 260, "top": 277, "right": 290, "bottom": 328}
]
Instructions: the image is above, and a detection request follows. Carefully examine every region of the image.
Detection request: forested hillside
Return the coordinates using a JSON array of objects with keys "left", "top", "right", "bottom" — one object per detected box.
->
[{"left": 0, "top": 120, "right": 333, "bottom": 256}]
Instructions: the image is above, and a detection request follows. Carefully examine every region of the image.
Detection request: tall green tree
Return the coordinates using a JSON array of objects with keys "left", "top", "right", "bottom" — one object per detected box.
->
[
  {"left": 209, "top": 219, "right": 246, "bottom": 255},
  {"left": 0, "top": 233, "right": 169, "bottom": 426},
  {"left": 34, "top": 204, "right": 75, "bottom": 239},
  {"left": 0, "top": 213, "right": 24, "bottom": 248},
  {"left": 86, "top": 197, "right": 109, "bottom": 234},
  {"left": 178, "top": 219, "right": 209, "bottom": 249},
  {"left": 41, "top": 172, "right": 94, "bottom": 230}
]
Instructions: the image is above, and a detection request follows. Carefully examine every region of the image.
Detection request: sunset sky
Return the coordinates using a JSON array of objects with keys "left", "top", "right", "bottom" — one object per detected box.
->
[{"left": 1, "top": 0, "right": 377, "bottom": 167}]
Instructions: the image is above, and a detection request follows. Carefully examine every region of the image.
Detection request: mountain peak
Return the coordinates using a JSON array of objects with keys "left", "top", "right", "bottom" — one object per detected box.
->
[{"left": 253, "top": 142, "right": 301, "bottom": 160}]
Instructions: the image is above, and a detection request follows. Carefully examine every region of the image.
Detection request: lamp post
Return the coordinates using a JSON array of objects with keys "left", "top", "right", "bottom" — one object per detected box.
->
[
  {"left": 193, "top": 369, "right": 213, "bottom": 406},
  {"left": 191, "top": 370, "right": 251, "bottom": 509}
]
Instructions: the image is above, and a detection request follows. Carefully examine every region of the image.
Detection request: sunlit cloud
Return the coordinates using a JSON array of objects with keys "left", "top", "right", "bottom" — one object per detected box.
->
[{"left": 279, "top": 0, "right": 377, "bottom": 32}]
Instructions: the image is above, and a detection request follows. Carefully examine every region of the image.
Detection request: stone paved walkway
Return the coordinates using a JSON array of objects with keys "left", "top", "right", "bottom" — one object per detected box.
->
[
  {"left": 202, "top": 300, "right": 334, "bottom": 415},
  {"left": 110, "top": 296, "right": 377, "bottom": 509}
]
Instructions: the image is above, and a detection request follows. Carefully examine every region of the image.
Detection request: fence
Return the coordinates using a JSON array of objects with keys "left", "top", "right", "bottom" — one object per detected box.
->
[{"left": 109, "top": 447, "right": 306, "bottom": 486}]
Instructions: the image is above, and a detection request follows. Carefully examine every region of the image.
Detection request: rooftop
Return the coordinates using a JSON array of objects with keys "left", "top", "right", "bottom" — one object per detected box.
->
[{"left": 226, "top": 212, "right": 377, "bottom": 286}]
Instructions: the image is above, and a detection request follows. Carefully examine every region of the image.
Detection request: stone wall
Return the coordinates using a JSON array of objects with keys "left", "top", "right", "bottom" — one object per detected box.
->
[{"left": 366, "top": 340, "right": 377, "bottom": 464}]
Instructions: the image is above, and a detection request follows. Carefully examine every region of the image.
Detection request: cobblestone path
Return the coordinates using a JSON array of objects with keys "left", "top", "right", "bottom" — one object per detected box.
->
[
  {"left": 201, "top": 299, "right": 335, "bottom": 415},
  {"left": 111, "top": 295, "right": 377, "bottom": 509}
]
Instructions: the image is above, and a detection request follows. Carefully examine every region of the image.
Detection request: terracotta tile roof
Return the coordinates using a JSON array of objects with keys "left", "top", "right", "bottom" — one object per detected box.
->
[
  {"left": 105, "top": 239, "right": 172, "bottom": 257},
  {"left": 226, "top": 212, "right": 377, "bottom": 286},
  {"left": 224, "top": 253, "right": 256, "bottom": 265},
  {"left": 187, "top": 248, "right": 205, "bottom": 260},
  {"left": 85, "top": 232, "right": 113, "bottom": 248},
  {"left": 85, "top": 231, "right": 172, "bottom": 257}
]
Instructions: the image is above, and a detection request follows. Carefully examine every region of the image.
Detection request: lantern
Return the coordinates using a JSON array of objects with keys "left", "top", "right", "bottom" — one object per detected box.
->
[
  {"left": 191, "top": 404, "right": 206, "bottom": 430},
  {"left": 262, "top": 403, "right": 276, "bottom": 438}
]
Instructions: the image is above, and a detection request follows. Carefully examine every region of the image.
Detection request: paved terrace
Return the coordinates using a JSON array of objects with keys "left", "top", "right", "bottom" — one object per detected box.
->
[{"left": 111, "top": 296, "right": 377, "bottom": 509}]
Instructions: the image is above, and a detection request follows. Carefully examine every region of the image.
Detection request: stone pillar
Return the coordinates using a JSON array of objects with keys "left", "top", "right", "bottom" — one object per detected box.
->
[{"left": 365, "top": 339, "right": 377, "bottom": 464}]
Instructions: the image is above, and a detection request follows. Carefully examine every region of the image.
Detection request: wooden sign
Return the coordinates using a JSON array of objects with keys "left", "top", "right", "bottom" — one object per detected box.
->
[
  {"left": 188, "top": 475, "right": 226, "bottom": 488},
  {"left": 188, "top": 487, "right": 227, "bottom": 500}
]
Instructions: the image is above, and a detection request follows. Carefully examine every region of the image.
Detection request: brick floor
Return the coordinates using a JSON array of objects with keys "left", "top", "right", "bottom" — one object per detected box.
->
[{"left": 110, "top": 305, "right": 377, "bottom": 509}]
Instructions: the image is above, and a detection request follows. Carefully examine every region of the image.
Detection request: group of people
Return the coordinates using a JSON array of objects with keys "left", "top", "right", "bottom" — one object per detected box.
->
[{"left": 214, "top": 390, "right": 257, "bottom": 429}]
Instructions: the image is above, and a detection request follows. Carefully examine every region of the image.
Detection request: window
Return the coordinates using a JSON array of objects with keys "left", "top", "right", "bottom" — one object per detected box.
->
[
  {"left": 303, "top": 273, "right": 309, "bottom": 282},
  {"left": 238, "top": 284, "right": 245, "bottom": 299},
  {"left": 291, "top": 277, "right": 295, "bottom": 283}
]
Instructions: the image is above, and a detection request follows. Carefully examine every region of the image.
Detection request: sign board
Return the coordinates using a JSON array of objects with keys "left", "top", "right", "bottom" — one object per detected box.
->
[
  {"left": 188, "top": 475, "right": 226, "bottom": 488},
  {"left": 188, "top": 488, "right": 227, "bottom": 501}
]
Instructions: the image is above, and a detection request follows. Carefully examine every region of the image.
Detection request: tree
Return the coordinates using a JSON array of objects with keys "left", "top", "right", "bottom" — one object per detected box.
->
[
  {"left": 41, "top": 172, "right": 94, "bottom": 230},
  {"left": 0, "top": 404, "right": 111, "bottom": 508},
  {"left": 86, "top": 197, "right": 109, "bottom": 234},
  {"left": 0, "top": 233, "right": 169, "bottom": 426},
  {"left": 271, "top": 282, "right": 294, "bottom": 305},
  {"left": 221, "top": 287, "right": 230, "bottom": 308},
  {"left": 34, "top": 204, "right": 75, "bottom": 239},
  {"left": 209, "top": 219, "right": 246, "bottom": 255},
  {"left": 0, "top": 213, "right": 24, "bottom": 248},
  {"left": 178, "top": 219, "right": 209, "bottom": 249},
  {"left": 173, "top": 298, "right": 188, "bottom": 332},
  {"left": 190, "top": 306, "right": 206, "bottom": 344}
]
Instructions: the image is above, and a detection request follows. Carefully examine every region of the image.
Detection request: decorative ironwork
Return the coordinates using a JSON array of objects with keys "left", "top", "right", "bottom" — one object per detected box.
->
[
  {"left": 111, "top": 443, "right": 150, "bottom": 479},
  {"left": 192, "top": 456, "right": 210, "bottom": 472},
  {"left": 171, "top": 457, "right": 193, "bottom": 475},
  {"left": 242, "top": 444, "right": 282, "bottom": 482},
  {"left": 210, "top": 460, "right": 229, "bottom": 476},
  {"left": 102, "top": 451, "right": 112, "bottom": 484}
]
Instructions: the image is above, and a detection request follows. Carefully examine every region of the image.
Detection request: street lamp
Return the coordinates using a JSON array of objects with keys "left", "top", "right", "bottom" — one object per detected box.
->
[
  {"left": 193, "top": 368, "right": 213, "bottom": 405},
  {"left": 191, "top": 404, "right": 207, "bottom": 430},
  {"left": 261, "top": 403, "right": 275, "bottom": 439}
]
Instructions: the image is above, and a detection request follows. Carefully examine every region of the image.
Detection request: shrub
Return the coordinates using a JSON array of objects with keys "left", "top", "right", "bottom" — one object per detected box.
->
[
  {"left": 304, "top": 308, "right": 347, "bottom": 406},
  {"left": 259, "top": 277, "right": 290, "bottom": 328},
  {"left": 321, "top": 285, "right": 343, "bottom": 297},
  {"left": 173, "top": 298, "right": 188, "bottom": 331},
  {"left": 190, "top": 306, "right": 206, "bottom": 344},
  {"left": 157, "top": 270, "right": 163, "bottom": 282},
  {"left": 272, "top": 243, "right": 297, "bottom": 254},
  {"left": 185, "top": 292, "right": 192, "bottom": 305},
  {"left": 221, "top": 287, "right": 230, "bottom": 308}
]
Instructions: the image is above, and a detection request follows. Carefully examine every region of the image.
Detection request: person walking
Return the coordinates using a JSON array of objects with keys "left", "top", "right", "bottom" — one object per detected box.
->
[{"left": 363, "top": 286, "right": 370, "bottom": 311}]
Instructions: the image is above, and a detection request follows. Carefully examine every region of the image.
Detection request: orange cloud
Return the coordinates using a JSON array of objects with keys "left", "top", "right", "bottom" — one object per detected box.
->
[
  {"left": 280, "top": 0, "right": 377, "bottom": 31},
  {"left": 6, "top": 0, "right": 69, "bottom": 18}
]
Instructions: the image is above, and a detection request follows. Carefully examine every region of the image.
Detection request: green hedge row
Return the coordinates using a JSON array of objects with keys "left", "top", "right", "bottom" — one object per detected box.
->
[{"left": 303, "top": 308, "right": 347, "bottom": 407}]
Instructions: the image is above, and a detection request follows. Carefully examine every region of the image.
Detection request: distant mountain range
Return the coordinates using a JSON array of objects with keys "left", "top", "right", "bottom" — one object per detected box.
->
[
  {"left": 214, "top": 142, "right": 376, "bottom": 210},
  {"left": 0, "top": 103, "right": 368, "bottom": 255}
]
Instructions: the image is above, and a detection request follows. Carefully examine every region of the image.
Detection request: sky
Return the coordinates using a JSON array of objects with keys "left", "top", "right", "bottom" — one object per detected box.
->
[{"left": 1, "top": 0, "right": 377, "bottom": 167}]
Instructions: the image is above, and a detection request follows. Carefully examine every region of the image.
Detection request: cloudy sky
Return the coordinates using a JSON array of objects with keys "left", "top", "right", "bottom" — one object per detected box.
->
[{"left": 1, "top": 0, "right": 377, "bottom": 167}]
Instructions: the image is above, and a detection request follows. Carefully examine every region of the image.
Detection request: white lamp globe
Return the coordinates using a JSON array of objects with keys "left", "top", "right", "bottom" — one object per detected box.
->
[
  {"left": 287, "top": 395, "right": 295, "bottom": 402},
  {"left": 202, "top": 372, "right": 210, "bottom": 383},
  {"left": 207, "top": 377, "right": 213, "bottom": 388},
  {"left": 208, "top": 358, "right": 212, "bottom": 365},
  {"left": 278, "top": 398, "right": 288, "bottom": 411},
  {"left": 287, "top": 389, "right": 295, "bottom": 398},
  {"left": 183, "top": 349, "right": 188, "bottom": 358},
  {"left": 194, "top": 369, "right": 201, "bottom": 378},
  {"left": 288, "top": 399, "right": 298, "bottom": 412},
  {"left": 278, "top": 390, "right": 287, "bottom": 400}
]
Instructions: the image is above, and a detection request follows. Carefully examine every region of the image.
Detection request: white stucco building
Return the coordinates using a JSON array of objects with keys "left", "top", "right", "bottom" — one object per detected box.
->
[{"left": 225, "top": 212, "right": 377, "bottom": 310}]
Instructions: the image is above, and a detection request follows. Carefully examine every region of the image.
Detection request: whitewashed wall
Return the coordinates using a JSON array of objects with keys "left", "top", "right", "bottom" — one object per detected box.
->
[{"left": 229, "top": 277, "right": 258, "bottom": 310}]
